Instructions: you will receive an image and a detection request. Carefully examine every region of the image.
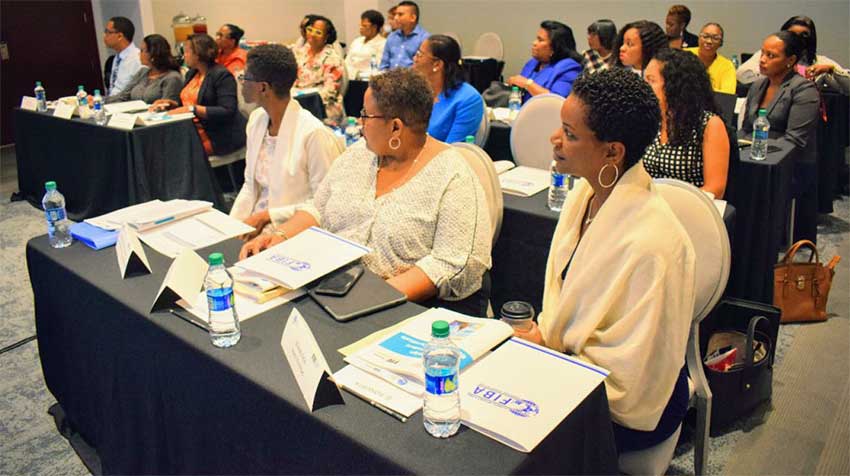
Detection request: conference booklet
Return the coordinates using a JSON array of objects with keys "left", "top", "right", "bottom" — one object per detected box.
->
[
  {"left": 458, "top": 338, "right": 609, "bottom": 453},
  {"left": 498, "top": 166, "right": 551, "bottom": 197},
  {"left": 234, "top": 227, "right": 369, "bottom": 291},
  {"left": 342, "top": 308, "right": 513, "bottom": 398}
]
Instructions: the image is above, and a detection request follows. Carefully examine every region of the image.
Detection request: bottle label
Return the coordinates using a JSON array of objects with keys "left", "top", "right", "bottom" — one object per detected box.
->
[
  {"left": 207, "top": 287, "right": 234, "bottom": 311},
  {"left": 753, "top": 130, "right": 768, "bottom": 141},
  {"left": 426, "top": 371, "right": 458, "bottom": 396},
  {"left": 552, "top": 173, "right": 565, "bottom": 187},
  {"left": 94, "top": 102, "right": 102, "bottom": 112},
  {"left": 45, "top": 207, "right": 66, "bottom": 222}
]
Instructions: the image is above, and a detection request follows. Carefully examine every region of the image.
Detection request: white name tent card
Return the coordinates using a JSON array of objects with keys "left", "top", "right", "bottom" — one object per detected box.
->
[
  {"left": 137, "top": 209, "right": 254, "bottom": 258},
  {"left": 108, "top": 112, "right": 137, "bottom": 130},
  {"left": 104, "top": 100, "right": 148, "bottom": 115},
  {"left": 458, "top": 338, "right": 609, "bottom": 453},
  {"left": 281, "top": 308, "right": 344, "bottom": 411},
  {"left": 151, "top": 249, "right": 208, "bottom": 313},
  {"left": 499, "top": 166, "right": 551, "bottom": 197},
  {"left": 20, "top": 96, "right": 38, "bottom": 111},
  {"left": 235, "top": 227, "right": 369, "bottom": 291},
  {"left": 52, "top": 102, "right": 76, "bottom": 120},
  {"left": 116, "top": 225, "right": 152, "bottom": 278}
]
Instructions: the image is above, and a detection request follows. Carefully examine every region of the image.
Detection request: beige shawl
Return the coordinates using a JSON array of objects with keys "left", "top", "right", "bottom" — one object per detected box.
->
[{"left": 538, "top": 161, "right": 696, "bottom": 431}]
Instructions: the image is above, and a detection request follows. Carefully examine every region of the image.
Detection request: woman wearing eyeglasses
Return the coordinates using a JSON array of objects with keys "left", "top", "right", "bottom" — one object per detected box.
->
[
  {"left": 413, "top": 35, "right": 484, "bottom": 144},
  {"left": 240, "top": 68, "right": 491, "bottom": 310},
  {"left": 151, "top": 34, "right": 246, "bottom": 157},
  {"left": 684, "top": 23, "right": 736, "bottom": 94},
  {"left": 293, "top": 15, "right": 345, "bottom": 127},
  {"left": 230, "top": 45, "right": 343, "bottom": 239}
]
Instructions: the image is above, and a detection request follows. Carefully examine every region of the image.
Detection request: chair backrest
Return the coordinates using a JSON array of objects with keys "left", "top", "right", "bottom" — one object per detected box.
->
[
  {"left": 474, "top": 96, "right": 490, "bottom": 147},
  {"left": 233, "top": 69, "right": 258, "bottom": 119},
  {"left": 713, "top": 91, "right": 737, "bottom": 130},
  {"left": 473, "top": 32, "right": 504, "bottom": 60},
  {"left": 510, "top": 94, "right": 564, "bottom": 170},
  {"left": 653, "top": 178, "right": 731, "bottom": 323},
  {"left": 452, "top": 143, "right": 503, "bottom": 246},
  {"left": 444, "top": 32, "right": 462, "bottom": 50}
]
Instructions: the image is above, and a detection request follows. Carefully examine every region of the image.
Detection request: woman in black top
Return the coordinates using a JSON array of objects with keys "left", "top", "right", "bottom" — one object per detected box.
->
[{"left": 152, "top": 34, "right": 246, "bottom": 156}]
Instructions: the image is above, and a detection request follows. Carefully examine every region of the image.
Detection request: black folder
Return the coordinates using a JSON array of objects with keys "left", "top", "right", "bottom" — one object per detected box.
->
[{"left": 308, "top": 269, "right": 406, "bottom": 322}]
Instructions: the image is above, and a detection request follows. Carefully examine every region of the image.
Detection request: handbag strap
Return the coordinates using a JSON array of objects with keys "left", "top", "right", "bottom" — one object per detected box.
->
[
  {"left": 781, "top": 240, "right": 820, "bottom": 265},
  {"left": 745, "top": 315, "right": 769, "bottom": 368}
]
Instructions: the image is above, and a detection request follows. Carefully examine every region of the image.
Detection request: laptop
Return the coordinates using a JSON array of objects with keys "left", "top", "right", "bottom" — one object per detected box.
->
[{"left": 309, "top": 269, "right": 407, "bottom": 322}]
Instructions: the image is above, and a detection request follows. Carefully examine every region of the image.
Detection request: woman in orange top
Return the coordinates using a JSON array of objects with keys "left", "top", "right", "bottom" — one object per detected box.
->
[{"left": 152, "top": 34, "right": 246, "bottom": 156}]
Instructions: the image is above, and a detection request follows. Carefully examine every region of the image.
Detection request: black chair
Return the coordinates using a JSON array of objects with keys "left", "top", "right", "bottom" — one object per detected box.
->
[
  {"left": 713, "top": 92, "right": 738, "bottom": 130},
  {"left": 740, "top": 52, "right": 752, "bottom": 64}
]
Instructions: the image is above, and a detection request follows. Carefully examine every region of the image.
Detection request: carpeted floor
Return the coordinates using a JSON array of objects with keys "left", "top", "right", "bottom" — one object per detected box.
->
[{"left": 1, "top": 156, "right": 848, "bottom": 474}]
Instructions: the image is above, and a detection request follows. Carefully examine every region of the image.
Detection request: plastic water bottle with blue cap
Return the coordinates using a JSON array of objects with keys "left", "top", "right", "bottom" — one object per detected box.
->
[
  {"left": 205, "top": 252, "right": 241, "bottom": 348},
  {"left": 42, "top": 181, "right": 73, "bottom": 248},
  {"left": 34, "top": 81, "right": 47, "bottom": 112},
  {"left": 548, "top": 160, "right": 568, "bottom": 211},
  {"left": 93, "top": 90, "right": 107, "bottom": 125},
  {"left": 423, "top": 320, "right": 461, "bottom": 438}
]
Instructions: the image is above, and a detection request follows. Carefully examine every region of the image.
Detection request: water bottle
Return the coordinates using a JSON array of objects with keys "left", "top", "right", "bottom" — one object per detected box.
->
[
  {"left": 93, "top": 90, "right": 106, "bottom": 125},
  {"left": 751, "top": 109, "right": 770, "bottom": 161},
  {"left": 76, "top": 85, "right": 88, "bottom": 107},
  {"left": 42, "top": 181, "right": 73, "bottom": 248},
  {"left": 508, "top": 86, "right": 522, "bottom": 121},
  {"left": 344, "top": 117, "right": 361, "bottom": 146},
  {"left": 731, "top": 54, "right": 740, "bottom": 70},
  {"left": 205, "top": 252, "right": 241, "bottom": 348},
  {"left": 370, "top": 54, "right": 378, "bottom": 76},
  {"left": 34, "top": 81, "right": 47, "bottom": 112},
  {"left": 547, "top": 160, "right": 568, "bottom": 211},
  {"left": 464, "top": 135, "right": 475, "bottom": 144},
  {"left": 423, "top": 320, "right": 461, "bottom": 438}
]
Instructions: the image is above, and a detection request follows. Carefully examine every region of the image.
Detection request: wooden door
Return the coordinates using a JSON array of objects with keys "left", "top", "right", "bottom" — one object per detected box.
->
[{"left": 1, "top": 0, "right": 103, "bottom": 145}]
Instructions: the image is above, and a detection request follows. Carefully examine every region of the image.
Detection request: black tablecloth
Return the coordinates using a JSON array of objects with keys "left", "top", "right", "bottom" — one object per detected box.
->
[
  {"left": 14, "top": 109, "right": 221, "bottom": 221},
  {"left": 817, "top": 91, "right": 849, "bottom": 213},
  {"left": 493, "top": 192, "right": 737, "bottom": 314},
  {"left": 725, "top": 141, "right": 794, "bottom": 304},
  {"left": 484, "top": 121, "right": 513, "bottom": 163},
  {"left": 344, "top": 79, "right": 369, "bottom": 120},
  {"left": 295, "top": 92, "right": 326, "bottom": 121},
  {"left": 28, "top": 237, "right": 618, "bottom": 475}
]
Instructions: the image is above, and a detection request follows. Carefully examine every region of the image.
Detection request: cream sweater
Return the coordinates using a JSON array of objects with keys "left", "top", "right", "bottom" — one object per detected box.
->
[{"left": 538, "top": 162, "right": 696, "bottom": 431}]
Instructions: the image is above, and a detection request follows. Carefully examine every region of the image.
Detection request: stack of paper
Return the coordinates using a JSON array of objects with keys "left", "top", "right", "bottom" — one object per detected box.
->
[
  {"left": 137, "top": 209, "right": 254, "bottom": 258},
  {"left": 235, "top": 227, "right": 369, "bottom": 291},
  {"left": 104, "top": 100, "right": 149, "bottom": 114},
  {"left": 135, "top": 111, "right": 195, "bottom": 126},
  {"left": 333, "top": 308, "right": 513, "bottom": 418},
  {"left": 232, "top": 267, "right": 292, "bottom": 303},
  {"left": 499, "top": 166, "right": 551, "bottom": 197},
  {"left": 176, "top": 282, "right": 304, "bottom": 324},
  {"left": 86, "top": 199, "right": 212, "bottom": 231},
  {"left": 458, "top": 338, "right": 609, "bottom": 452}
]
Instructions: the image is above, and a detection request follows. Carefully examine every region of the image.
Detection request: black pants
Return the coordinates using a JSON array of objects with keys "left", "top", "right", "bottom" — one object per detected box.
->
[
  {"left": 792, "top": 161, "right": 818, "bottom": 244},
  {"left": 613, "top": 366, "right": 689, "bottom": 453}
]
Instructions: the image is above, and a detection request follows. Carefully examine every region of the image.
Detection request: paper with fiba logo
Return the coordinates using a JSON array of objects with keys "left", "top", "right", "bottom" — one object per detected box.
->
[
  {"left": 458, "top": 338, "right": 609, "bottom": 452},
  {"left": 235, "top": 227, "right": 370, "bottom": 290}
]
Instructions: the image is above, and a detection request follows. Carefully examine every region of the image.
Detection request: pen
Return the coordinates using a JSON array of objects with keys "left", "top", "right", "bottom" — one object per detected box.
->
[
  {"left": 168, "top": 308, "right": 209, "bottom": 332},
  {"left": 368, "top": 399, "right": 409, "bottom": 423}
]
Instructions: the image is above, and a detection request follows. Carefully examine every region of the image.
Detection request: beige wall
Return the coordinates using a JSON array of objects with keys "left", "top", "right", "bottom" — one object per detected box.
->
[{"left": 377, "top": 0, "right": 849, "bottom": 77}]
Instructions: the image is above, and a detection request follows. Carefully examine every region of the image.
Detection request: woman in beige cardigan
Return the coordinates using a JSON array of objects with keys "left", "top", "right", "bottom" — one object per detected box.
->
[{"left": 515, "top": 68, "right": 696, "bottom": 454}]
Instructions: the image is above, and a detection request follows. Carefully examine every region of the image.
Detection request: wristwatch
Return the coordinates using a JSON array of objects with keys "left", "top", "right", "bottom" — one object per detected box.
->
[
  {"left": 188, "top": 104, "right": 196, "bottom": 115},
  {"left": 525, "top": 78, "right": 535, "bottom": 88}
]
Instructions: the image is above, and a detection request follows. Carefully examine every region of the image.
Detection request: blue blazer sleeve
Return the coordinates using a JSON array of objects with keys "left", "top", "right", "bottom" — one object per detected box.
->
[
  {"left": 443, "top": 85, "right": 484, "bottom": 144},
  {"left": 547, "top": 58, "right": 582, "bottom": 98}
]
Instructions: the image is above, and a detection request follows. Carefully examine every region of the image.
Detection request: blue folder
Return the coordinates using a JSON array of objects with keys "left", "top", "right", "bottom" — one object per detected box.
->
[{"left": 70, "top": 222, "right": 119, "bottom": 250}]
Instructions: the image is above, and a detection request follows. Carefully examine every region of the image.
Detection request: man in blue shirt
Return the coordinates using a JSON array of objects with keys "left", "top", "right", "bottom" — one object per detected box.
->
[
  {"left": 380, "top": 1, "right": 429, "bottom": 70},
  {"left": 103, "top": 16, "right": 142, "bottom": 97}
]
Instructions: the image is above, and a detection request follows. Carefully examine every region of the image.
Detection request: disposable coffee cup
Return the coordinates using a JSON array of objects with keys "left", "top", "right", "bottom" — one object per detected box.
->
[{"left": 500, "top": 301, "right": 535, "bottom": 332}]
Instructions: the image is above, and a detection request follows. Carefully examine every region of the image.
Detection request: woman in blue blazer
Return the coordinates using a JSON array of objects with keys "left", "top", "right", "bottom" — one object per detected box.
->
[{"left": 508, "top": 21, "right": 584, "bottom": 102}]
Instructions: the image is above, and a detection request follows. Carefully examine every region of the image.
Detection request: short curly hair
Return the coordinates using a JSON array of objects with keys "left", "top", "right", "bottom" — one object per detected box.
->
[
  {"left": 246, "top": 44, "right": 298, "bottom": 98},
  {"left": 612, "top": 20, "right": 668, "bottom": 70},
  {"left": 653, "top": 48, "right": 717, "bottom": 146},
  {"left": 369, "top": 67, "right": 433, "bottom": 133},
  {"left": 570, "top": 68, "right": 661, "bottom": 170}
]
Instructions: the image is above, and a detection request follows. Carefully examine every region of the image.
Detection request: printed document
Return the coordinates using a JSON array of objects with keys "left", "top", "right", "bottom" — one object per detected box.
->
[
  {"left": 104, "top": 100, "right": 148, "bottom": 114},
  {"left": 234, "top": 227, "right": 369, "bottom": 290},
  {"left": 499, "top": 166, "right": 551, "bottom": 197},
  {"left": 459, "top": 338, "right": 609, "bottom": 452},
  {"left": 137, "top": 209, "right": 254, "bottom": 258},
  {"left": 85, "top": 199, "right": 212, "bottom": 231}
]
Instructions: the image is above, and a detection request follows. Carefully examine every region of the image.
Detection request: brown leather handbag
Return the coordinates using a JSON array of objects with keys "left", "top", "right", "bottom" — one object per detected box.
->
[{"left": 773, "top": 240, "right": 841, "bottom": 323}]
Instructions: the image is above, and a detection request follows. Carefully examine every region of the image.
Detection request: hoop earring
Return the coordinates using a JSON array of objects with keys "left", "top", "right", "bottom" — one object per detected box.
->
[
  {"left": 389, "top": 136, "right": 401, "bottom": 150},
  {"left": 598, "top": 163, "right": 619, "bottom": 189}
]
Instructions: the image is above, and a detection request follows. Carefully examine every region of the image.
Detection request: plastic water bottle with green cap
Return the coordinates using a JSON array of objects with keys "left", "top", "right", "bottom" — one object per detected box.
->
[
  {"left": 34, "top": 81, "right": 47, "bottom": 112},
  {"left": 344, "top": 117, "right": 361, "bottom": 146},
  {"left": 508, "top": 86, "right": 522, "bottom": 121},
  {"left": 205, "top": 252, "right": 241, "bottom": 348},
  {"left": 423, "top": 319, "right": 461, "bottom": 438},
  {"left": 464, "top": 135, "right": 475, "bottom": 144},
  {"left": 42, "top": 181, "right": 72, "bottom": 248},
  {"left": 93, "top": 89, "right": 107, "bottom": 125},
  {"left": 751, "top": 109, "right": 770, "bottom": 161},
  {"left": 76, "top": 85, "right": 88, "bottom": 107}
]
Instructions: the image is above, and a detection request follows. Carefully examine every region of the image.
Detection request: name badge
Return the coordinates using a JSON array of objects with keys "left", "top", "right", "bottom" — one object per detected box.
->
[{"left": 108, "top": 112, "right": 136, "bottom": 130}]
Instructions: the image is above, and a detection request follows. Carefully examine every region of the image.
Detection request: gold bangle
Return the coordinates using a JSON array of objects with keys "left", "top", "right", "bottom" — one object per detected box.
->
[{"left": 273, "top": 229, "right": 289, "bottom": 240}]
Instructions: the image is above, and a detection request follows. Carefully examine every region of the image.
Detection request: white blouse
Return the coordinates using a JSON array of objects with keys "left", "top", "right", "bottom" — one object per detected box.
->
[
  {"left": 299, "top": 145, "right": 492, "bottom": 300},
  {"left": 252, "top": 131, "right": 277, "bottom": 216}
]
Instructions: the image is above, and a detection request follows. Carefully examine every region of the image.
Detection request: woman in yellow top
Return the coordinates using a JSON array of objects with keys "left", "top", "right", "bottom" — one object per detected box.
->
[{"left": 686, "top": 23, "right": 736, "bottom": 94}]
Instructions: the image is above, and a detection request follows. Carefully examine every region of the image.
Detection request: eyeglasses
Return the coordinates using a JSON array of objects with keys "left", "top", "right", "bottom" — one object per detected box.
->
[
  {"left": 699, "top": 33, "right": 723, "bottom": 43},
  {"left": 237, "top": 73, "right": 261, "bottom": 84},
  {"left": 359, "top": 108, "right": 385, "bottom": 120},
  {"left": 305, "top": 26, "right": 325, "bottom": 37},
  {"left": 413, "top": 50, "right": 434, "bottom": 60},
  {"left": 104, "top": 28, "right": 119, "bottom": 35}
]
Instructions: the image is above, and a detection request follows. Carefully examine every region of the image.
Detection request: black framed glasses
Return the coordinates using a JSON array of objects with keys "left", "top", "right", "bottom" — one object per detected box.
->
[
  {"left": 104, "top": 28, "right": 119, "bottom": 34},
  {"left": 359, "top": 108, "right": 385, "bottom": 120},
  {"left": 237, "top": 73, "right": 261, "bottom": 84},
  {"left": 699, "top": 33, "right": 723, "bottom": 43}
]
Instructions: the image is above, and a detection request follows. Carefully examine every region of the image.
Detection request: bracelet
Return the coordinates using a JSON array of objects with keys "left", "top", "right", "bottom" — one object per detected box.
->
[
  {"left": 525, "top": 78, "right": 535, "bottom": 88},
  {"left": 273, "top": 229, "right": 289, "bottom": 240}
]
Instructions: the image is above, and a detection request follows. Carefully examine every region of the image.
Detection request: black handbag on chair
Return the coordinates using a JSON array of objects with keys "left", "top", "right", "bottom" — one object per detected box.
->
[{"left": 700, "top": 298, "right": 780, "bottom": 435}]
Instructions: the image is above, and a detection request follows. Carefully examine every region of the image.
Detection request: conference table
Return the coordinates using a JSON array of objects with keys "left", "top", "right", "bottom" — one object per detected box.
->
[
  {"left": 14, "top": 108, "right": 222, "bottom": 221},
  {"left": 28, "top": 236, "right": 619, "bottom": 474},
  {"left": 485, "top": 122, "right": 790, "bottom": 306}
]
